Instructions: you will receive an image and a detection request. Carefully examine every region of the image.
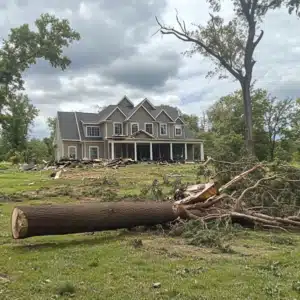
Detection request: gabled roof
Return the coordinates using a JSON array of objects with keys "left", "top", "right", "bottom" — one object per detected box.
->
[
  {"left": 105, "top": 106, "right": 127, "bottom": 120},
  {"left": 131, "top": 129, "right": 154, "bottom": 138},
  {"left": 117, "top": 95, "right": 134, "bottom": 107},
  {"left": 125, "top": 104, "right": 156, "bottom": 121},
  {"left": 140, "top": 97, "right": 156, "bottom": 109},
  {"left": 57, "top": 111, "right": 80, "bottom": 140},
  {"left": 155, "top": 109, "right": 174, "bottom": 122},
  {"left": 57, "top": 97, "right": 187, "bottom": 140}
]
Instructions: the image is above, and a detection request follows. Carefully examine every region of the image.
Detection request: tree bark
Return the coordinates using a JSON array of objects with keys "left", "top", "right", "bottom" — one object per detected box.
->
[
  {"left": 241, "top": 80, "right": 254, "bottom": 154},
  {"left": 11, "top": 202, "right": 181, "bottom": 239}
]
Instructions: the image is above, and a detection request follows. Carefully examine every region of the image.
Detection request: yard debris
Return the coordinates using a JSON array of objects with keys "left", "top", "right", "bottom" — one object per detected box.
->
[
  {"left": 10, "top": 155, "right": 300, "bottom": 239},
  {"left": 173, "top": 156, "right": 300, "bottom": 231}
]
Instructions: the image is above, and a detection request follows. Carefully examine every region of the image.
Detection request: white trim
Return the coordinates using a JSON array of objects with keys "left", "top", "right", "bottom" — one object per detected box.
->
[
  {"left": 81, "top": 120, "right": 105, "bottom": 125},
  {"left": 141, "top": 97, "right": 156, "bottom": 109},
  {"left": 175, "top": 116, "right": 185, "bottom": 124},
  {"left": 105, "top": 123, "right": 108, "bottom": 138},
  {"left": 105, "top": 106, "right": 127, "bottom": 120},
  {"left": 144, "top": 123, "right": 154, "bottom": 135},
  {"left": 74, "top": 112, "right": 82, "bottom": 141},
  {"left": 125, "top": 105, "right": 156, "bottom": 121},
  {"left": 159, "top": 123, "right": 168, "bottom": 136},
  {"left": 113, "top": 122, "right": 123, "bottom": 135},
  {"left": 175, "top": 125, "right": 183, "bottom": 136},
  {"left": 86, "top": 125, "right": 101, "bottom": 137},
  {"left": 132, "top": 129, "right": 154, "bottom": 138},
  {"left": 117, "top": 95, "right": 134, "bottom": 107},
  {"left": 155, "top": 109, "right": 174, "bottom": 122},
  {"left": 68, "top": 145, "right": 77, "bottom": 159},
  {"left": 131, "top": 122, "right": 139, "bottom": 135},
  {"left": 108, "top": 140, "right": 203, "bottom": 144},
  {"left": 81, "top": 140, "right": 104, "bottom": 143},
  {"left": 62, "top": 139, "right": 80, "bottom": 141},
  {"left": 89, "top": 145, "right": 99, "bottom": 159}
]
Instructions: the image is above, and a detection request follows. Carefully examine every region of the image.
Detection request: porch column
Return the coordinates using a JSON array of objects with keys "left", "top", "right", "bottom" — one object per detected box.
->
[
  {"left": 170, "top": 143, "right": 173, "bottom": 160},
  {"left": 150, "top": 142, "right": 153, "bottom": 160},
  {"left": 200, "top": 142, "right": 204, "bottom": 161},
  {"left": 192, "top": 144, "right": 195, "bottom": 161},
  {"left": 184, "top": 143, "right": 188, "bottom": 160},
  {"left": 134, "top": 142, "right": 137, "bottom": 161},
  {"left": 111, "top": 142, "right": 115, "bottom": 160}
]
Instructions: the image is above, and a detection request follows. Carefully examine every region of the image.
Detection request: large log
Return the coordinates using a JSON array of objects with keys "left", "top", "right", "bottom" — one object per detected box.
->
[{"left": 11, "top": 202, "right": 179, "bottom": 239}]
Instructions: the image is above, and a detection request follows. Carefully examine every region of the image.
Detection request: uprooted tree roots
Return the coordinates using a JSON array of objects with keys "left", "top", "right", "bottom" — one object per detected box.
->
[{"left": 174, "top": 156, "right": 300, "bottom": 232}]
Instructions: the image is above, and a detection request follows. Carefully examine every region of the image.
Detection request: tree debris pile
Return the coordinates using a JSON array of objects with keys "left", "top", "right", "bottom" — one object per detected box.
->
[{"left": 173, "top": 156, "right": 300, "bottom": 231}]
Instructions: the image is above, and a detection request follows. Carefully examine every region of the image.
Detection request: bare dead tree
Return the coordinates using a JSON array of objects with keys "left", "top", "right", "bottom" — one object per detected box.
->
[{"left": 155, "top": 0, "right": 300, "bottom": 154}]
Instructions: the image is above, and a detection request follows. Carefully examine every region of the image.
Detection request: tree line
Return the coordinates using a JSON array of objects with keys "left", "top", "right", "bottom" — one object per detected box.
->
[{"left": 183, "top": 88, "right": 300, "bottom": 163}]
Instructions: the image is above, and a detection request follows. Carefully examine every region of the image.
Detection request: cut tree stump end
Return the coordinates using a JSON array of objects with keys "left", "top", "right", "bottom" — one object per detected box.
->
[{"left": 11, "top": 208, "right": 28, "bottom": 239}]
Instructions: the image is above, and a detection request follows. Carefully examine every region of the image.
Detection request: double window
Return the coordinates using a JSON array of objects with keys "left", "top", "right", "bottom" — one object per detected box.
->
[{"left": 86, "top": 126, "right": 100, "bottom": 137}]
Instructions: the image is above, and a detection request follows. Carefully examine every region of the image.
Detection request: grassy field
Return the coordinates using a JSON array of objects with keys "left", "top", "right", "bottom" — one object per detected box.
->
[{"left": 1, "top": 163, "right": 300, "bottom": 300}]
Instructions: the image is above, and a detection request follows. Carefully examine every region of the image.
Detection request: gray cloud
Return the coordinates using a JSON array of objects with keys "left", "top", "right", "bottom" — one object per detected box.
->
[
  {"left": 0, "top": 0, "right": 299, "bottom": 140},
  {"left": 102, "top": 51, "right": 181, "bottom": 90}
]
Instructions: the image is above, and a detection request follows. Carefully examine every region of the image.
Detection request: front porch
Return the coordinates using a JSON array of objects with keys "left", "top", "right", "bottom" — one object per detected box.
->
[{"left": 108, "top": 141, "right": 204, "bottom": 161}]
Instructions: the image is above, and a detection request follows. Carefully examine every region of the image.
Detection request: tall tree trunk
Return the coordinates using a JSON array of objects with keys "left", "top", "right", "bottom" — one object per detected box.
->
[
  {"left": 11, "top": 202, "right": 180, "bottom": 239},
  {"left": 241, "top": 80, "right": 254, "bottom": 154}
]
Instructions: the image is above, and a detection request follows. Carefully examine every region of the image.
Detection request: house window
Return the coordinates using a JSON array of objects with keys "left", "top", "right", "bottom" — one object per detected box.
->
[
  {"left": 86, "top": 126, "right": 100, "bottom": 137},
  {"left": 160, "top": 123, "right": 167, "bottom": 135},
  {"left": 113, "top": 122, "right": 123, "bottom": 135},
  {"left": 131, "top": 123, "right": 139, "bottom": 135},
  {"left": 175, "top": 125, "right": 182, "bottom": 136},
  {"left": 89, "top": 146, "right": 99, "bottom": 160},
  {"left": 145, "top": 123, "right": 153, "bottom": 135},
  {"left": 68, "top": 146, "right": 77, "bottom": 159}
]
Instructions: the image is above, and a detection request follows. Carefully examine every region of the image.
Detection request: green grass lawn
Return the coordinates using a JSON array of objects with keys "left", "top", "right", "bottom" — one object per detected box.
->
[{"left": 1, "top": 164, "right": 300, "bottom": 300}]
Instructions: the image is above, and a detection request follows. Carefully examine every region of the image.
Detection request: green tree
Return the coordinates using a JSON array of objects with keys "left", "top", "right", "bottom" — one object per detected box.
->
[
  {"left": 264, "top": 97, "right": 296, "bottom": 161},
  {"left": 25, "top": 138, "right": 49, "bottom": 163},
  {"left": 1, "top": 94, "right": 38, "bottom": 155},
  {"left": 156, "top": 0, "right": 300, "bottom": 153},
  {"left": 43, "top": 117, "right": 57, "bottom": 160},
  {"left": 206, "top": 89, "right": 296, "bottom": 161},
  {"left": 182, "top": 114, "right": 200, "bottom": 133},
  {"left": 0, "top": 13, "right": 80, "bottom": 120}
]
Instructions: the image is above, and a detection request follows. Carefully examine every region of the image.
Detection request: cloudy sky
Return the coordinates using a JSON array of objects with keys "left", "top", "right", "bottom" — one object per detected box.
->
[{"left": 1, "top": 0, "right": 299, "bottom": 138}]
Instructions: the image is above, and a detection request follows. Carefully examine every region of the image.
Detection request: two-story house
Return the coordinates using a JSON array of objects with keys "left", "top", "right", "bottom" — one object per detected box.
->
[{"left": 53, "top": 96, "right": 204, "bottom": 161}]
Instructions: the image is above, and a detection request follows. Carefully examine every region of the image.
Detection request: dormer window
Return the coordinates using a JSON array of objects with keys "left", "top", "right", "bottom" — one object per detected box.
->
[
  {"left": 114, "top": 122, "right": 123, "bottom": 135},
  {"left": 86, "top": 126, "right": 100, "bottom": 137}
]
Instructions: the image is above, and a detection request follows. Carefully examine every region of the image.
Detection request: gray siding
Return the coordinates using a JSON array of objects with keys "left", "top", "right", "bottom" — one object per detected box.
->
[
  {"left": 174, "top": 124, "right": 184, "bottom": 139},
  {"left": 156, "top": 111, "right": 173, "bottom": 123},
  {"left": 63, "top": 141, "right": 82, "bottom": 159},
  {"left": 128, "top": 106, "right": 157, "bottom": 136},
  {"left": 83, "top": 142, "right": 105, "bottom": 159},
  {"left": 107, "top": 108, "right": 126, "bottom": 121}
]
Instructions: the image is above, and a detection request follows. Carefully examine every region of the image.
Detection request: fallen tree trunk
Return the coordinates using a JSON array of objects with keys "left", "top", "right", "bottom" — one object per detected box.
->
[{"left": 11, "top": 202, "right": 181, "bottom": 239}]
